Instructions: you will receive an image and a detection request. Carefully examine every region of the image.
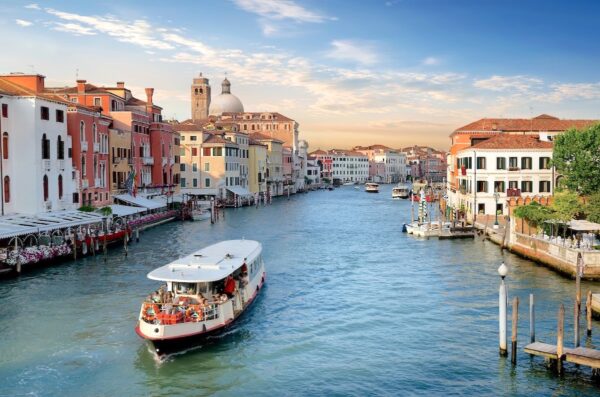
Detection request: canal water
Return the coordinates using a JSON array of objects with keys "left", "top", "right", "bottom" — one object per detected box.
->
[{"left": 1, "top": 185, "right": 600, "bottom": 396}]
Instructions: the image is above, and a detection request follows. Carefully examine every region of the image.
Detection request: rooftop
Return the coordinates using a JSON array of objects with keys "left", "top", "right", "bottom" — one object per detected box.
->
[
  {"left": 454, "top": 114, "right": 598, "bottom": 135},
  {"left": 469, "top": 134, "right": 553, "bottom": 150}
]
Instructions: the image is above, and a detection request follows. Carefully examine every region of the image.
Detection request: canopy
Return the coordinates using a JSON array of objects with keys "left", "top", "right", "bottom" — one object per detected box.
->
[
  {"left": 226, "top": 186, "right": 253, "bottom": 197},
  {"left": 114, "top": 194, "right": 165, "bottom": 210},
  {"left": 568, "top": 220, "right": 600, "bottom": 232},
  {"left": 0, "top": 211, "right": 105, "bottom": 239},
  {"left": 151, "top": 195, "right": 184, "bottom": 205},
  {"left": 147, "top": 240, "right": 261, "bottom": 283},
  {"left": 181, "top": 188, "right": 219, "bottom": 197},
  {"left": 108, "top": 204, "right": 147, "bottom": 217}
]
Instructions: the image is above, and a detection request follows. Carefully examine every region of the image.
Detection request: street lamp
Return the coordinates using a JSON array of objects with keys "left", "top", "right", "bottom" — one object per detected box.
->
[
  {"left": 498, "top": 262, "right": 508, "bottom": 356},
  {"left": 493, "top": 191, "right": 500, "bottom": 228}
]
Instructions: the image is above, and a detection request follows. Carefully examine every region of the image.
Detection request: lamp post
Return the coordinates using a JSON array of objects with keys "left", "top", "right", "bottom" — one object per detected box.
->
[
  {"left": 493, "top": 191, "right": 500, "bottom": 228},
  {"left": 498, "top": 262, "right": 508, "bottom": 356}
]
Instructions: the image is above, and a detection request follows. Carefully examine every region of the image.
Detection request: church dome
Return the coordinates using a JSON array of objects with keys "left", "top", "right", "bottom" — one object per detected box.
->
[{"left": 209, "top": 78, "right": 244, "bottom": 115}]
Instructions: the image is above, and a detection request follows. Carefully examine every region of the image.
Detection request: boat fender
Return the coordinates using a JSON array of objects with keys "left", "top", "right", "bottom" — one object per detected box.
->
[{"left": 154, "top": 328, "right": 159, "bottom": 333}]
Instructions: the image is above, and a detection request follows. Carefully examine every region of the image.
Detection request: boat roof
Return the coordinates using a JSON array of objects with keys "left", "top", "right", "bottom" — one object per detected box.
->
[{"left": 147, "top": 240, "right": 262, "bottom": 283}]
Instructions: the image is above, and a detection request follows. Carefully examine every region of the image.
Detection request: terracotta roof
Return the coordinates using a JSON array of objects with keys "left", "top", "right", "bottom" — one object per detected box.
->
[
  {"left": 48, "top": 83, "right": 109, "bottom": 95},
  {"left": 309, "top": 149, "right": 328, "bottom": 156},
  {"left": 250, "top": 132, "right": 284, "bottom": 144},
  {"left": 172, "top": 123, "right": 205, "bottom": 132},
  {"left": 454, "top": 114, "right": 598, "bottom": 134},
  {"left": 221, "top": 111, "right": 294, "bottom": 122},
  {"left": 249, "top": 138, "right": 267, "bottom": 146},
  {"left": 126, "top": 97, "right": 146, "bottom": 106},
  {"left": 203, "top": 135, "right": 238, "bottom": 145},
  {"left": 354, "top": 144, "right": 392, "bottom": 151},
  {"left": 469, "top": 135, "right": 553, "bottom": 150}
]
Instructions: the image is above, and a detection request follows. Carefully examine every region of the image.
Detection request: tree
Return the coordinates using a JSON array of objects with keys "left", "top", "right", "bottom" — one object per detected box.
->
[
  {"left": 513, "top": 201, "right": 554, "bottom": 227},
  {"left": 551, "top": 191, "right": 585, "bottom": 222},
  {"left": 587, "top": 193, "right": 600, "bottom": 224},
  {"left": 552, "top": 123, "right": 600, "bottom": 195}
]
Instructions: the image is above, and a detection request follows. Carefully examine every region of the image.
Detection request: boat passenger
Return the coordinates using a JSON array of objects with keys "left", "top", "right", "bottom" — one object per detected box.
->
[{"left": 224, "top": 275, "right": 236, "bottom": 297}]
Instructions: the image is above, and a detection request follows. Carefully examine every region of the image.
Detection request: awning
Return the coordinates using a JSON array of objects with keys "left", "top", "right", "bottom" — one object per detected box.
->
[
  {"left": 568, "top": 220, "right": 600, "bottom": 232},
  {"left": 108, "top": 204, "right": 147, "bottom": 217},
  {"left": 114, "top": 194, "right": 165, "bottom": 210},
  {"left": 0, "top": 211, "right": 105, "bottom": 239},
  {"left": 151, "top": 195, "right": 184, "bottom": 205},
  {"left": 181, "top": 188, "right": 219, "bottom": 196},
  {"left": 226, "top": 186, "right": 253, "bottom": 197}
]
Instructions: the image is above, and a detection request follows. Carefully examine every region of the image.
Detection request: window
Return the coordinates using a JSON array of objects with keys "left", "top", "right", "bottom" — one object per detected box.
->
[
  {"left": 180, "top": 177, "right": 186, "bottom": 187},
  {"left": 1, "top": 104, "right": 7, "bottom": 118},
  {"left": 192, "top": 148, "right": 198, "bottom": 156},
  {"left": 81, "top": 155, "right": 86, "bottom": 177},
  {"left": 539, "top": 180, "right": 551, "bottom": 193},
  {"left": 494, "top": 181, "right": 505, "bottom": 192},
  {"left": 94, "top": 97, "right": 101, "bottom": 107},
  {"left": 3, "top": 176, "right": 9, "bottom": 203},
  {"left": 496, "top": 157, "right": 506, "bottom": 170},
  {"left": 213, "top": 147, "right": 222, "bottom": 156},
  {"left": 521, "top": 181, "right": 533, "bottom": 193},
  {"left": 57, "top": 136, "right": 64, "bottom": 160},
  {"left": 93, "top": 123, "right": 97, "bottom": 143},
  {"left": 80, "top": 121, "right": 85, "bottom": 142},
  {"left": 192, "top": 163, "right": 198, "bottom": 172},
  {"left": 204, "top": 163, "right": 210, "bottom": 172},
  {"left": 72, "top": 192, "right": 79, "bottom": 204},
  {"left": 508, "top": 181, "right": 518, "bottom": 189},
  {"left": 203, "top": 148, "right": 211, "bottom": 156},
  {"left": 539, "top": 157, "right": 551, "bottom": 169},
  {"left": 205, "top": 178, "right": 210, "bottom": 187},
  {"left": 180, "top": 135, "right": 185, "bottom": 141},
  {"left": 41, "top": 134, "right": 50, "bottom": 159},
  {"left": 190, "top": 135, "right": 197, "bottom": 141},
  {"left": 180, "top": 164, "right": 186, "bottom": 172},
  {"left": 476, "top": 181, "right": 488, "bottom": 193},
  {"left": 193, "top": 178, "right": 198, "bottom": 187},
  {"left": 41, "top": 106, "right": 49, "bottom": 120},
  {"left": 476, "top": 157, "right": 486, "bottom": 169},
  {"left": 509, "top": 157, "right": 518, "bottom": 169},
  {"left": 2, "top": 132, "right": 7, "bottom": 160},
  {"left": 58, "top": 175, "right": 63, "bottom": 200},
  {"left": 43, "top": 175, "right": 49, "bottom": 201},
  {"left": 56, "top": 109, "right": 64, "bottom": 123},
  {"left": 521, "top": 157, "right": 532, "bottom": 170}
]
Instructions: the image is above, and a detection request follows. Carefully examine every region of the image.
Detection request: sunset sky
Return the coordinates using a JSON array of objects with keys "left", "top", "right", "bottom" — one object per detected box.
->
[{"left": 2, "top": 0, "right": 600, "bottom": 150}]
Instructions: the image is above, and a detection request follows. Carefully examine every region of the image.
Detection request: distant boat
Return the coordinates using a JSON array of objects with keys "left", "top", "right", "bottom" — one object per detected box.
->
[
  {"left": 392, "top": 183, "right": 411, "bottom": 199},
  {"left": 342, "top": 181, "right": 355, "bottom": 186},
  {"left": 365, "top": 182, "right": 379, "bottom": 193}
]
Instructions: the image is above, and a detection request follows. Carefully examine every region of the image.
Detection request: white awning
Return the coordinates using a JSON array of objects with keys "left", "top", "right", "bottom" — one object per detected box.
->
[
  {"left": 568, "top": 220, "right": 600, "bottom": 232},
  {"left": 151, "top": 195, "right": 184, "bottom": 205},
  {"left": 0, "top": 211, "right": 105, "bottom": 239},
  {"left": 108, "top": 204, "right": 147, "bottom": 217},
  {"left": 114, "top": 194, "right": 165, "bottom": 210},
  {"left": 226, "top": 186, "right": 253, "bottom": 197},
  {"left": 181, "top": 188, "right": 219, "bottom": 196}
]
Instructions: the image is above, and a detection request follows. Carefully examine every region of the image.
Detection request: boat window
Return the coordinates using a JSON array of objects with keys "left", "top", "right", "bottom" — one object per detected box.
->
[
  {"left": 174, "top": 282, "right": 197, "bottom": 295},
  {"left": 197, "top": 282, "right": 210, "bottom": 295}
]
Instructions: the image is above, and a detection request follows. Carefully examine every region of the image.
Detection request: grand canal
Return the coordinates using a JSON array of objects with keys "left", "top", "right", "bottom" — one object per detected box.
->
[{"left": 1, "top": 185, "right": 600, "bottom": 396}]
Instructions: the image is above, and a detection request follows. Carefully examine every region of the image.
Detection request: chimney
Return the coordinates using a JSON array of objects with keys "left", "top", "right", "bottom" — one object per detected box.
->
[
  {"left": 77, "top": 79, "right": 86, "bottom": 93},
  {"left": 116, "top": 81, "right": 125, "bottom": 89},
  {"left": 145, "top": 88, "right": 154, "bottom": 106}
]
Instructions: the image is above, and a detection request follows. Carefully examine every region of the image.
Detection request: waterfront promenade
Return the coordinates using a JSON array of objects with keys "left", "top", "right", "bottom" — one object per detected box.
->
[{"left": 1, "top": 185, "right": 600, "bottom": 396}]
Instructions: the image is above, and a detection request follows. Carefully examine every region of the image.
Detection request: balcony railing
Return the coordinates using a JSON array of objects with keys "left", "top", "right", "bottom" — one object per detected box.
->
[
  {"left": 81, "top": 141, "right": 88, "bottom": 152},
  {"left": 506, "top": 188, "right": 521, "bottom": 197},
  {"left": 42, "top": 159, "right": 51, "bottom": 171},
  {"left": 508, "top": 166, "right": 520, "bottom": 171},
  {"left": 93, "top": 142, "right": 100, "bottom": 153},
  {"left": 162, "top": 157, "right": 167, "bottom": 167},
  {"left": 95, "top": 178, "right": 102, "bottom": 188},
  {"left": 57, "top": 159, "right": 65, "bottom": 171},
  {"left": 82, "top": 179, "right": 89, "bottom": 189},
  {"left": 142, "top": 157, "right": 154, "bottom": 165}
]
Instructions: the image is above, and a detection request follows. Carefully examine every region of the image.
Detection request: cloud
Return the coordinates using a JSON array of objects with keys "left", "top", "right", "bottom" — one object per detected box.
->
[
  {"left": 16, "top": 19, "right": 33, "bottom": 27},
  {"left": 473, "top": 75, "right": 543, "bottom": 92},
  {"left": 231, "top": 0, "right": 334, "bottom": 23},
  {"left": 53, "top": 22, "right": 96, "bottom": 35},
  {"left": 422, "top": 57, "right": 440, "bottom": 66},
  {"left": 24, "top": 3, "right": 40, "bottom": 10},
  {"left": 545, "top": 82, "right": 600, "bottom": 102},
  {"left": 325, "top": 40, "right": 379, "bottom": 65}
]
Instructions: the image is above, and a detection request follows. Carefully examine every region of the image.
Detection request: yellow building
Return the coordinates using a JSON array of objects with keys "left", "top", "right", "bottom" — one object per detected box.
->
[
  {"left": 248, "top": 139, "right": 267, "bottom": 195},
  {"left": 251, "top": 132, "right": 284, "bottom": 196},
  {"left": 108, "top": 127, "right": 132, "bottom": 192}
]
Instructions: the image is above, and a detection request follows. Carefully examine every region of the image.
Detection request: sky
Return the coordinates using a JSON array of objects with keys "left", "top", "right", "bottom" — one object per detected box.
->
[{"left": 2, "top": 0, "right": 600, "bottom": 151}]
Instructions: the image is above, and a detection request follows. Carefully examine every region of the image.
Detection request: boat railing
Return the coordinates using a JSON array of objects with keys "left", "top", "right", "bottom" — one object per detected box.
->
[{"left": 142, "top": 301, "right": 221, "bottom": 325}]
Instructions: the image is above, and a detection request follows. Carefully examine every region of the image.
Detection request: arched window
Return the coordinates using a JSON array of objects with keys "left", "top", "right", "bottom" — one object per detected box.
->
[
  {"left": 41, "top": 133, "right": 50, "bottom": 159},
  {"left": 93, "top": 123, "right": 97, "bottom": 143},
  {"left": 2, "top": 132, "right": 8, "bottom": 160},
  {"left": 43, "top": 175, "right": 48, "bottom": 201},
  {"left": 57, "top": 136, "right": 64, "bottom": 160},
  {"left": 80, "top": 121, "right": 85, "bottom": 142},
  {"left": 58, "top": 174, "right": 63, "bottom": 200},
  {"left": 93, "top": 156, "right": 98, "bottom": 178},
  {"left": 3, "top": 175, "right": 9, "bottom": 203},
  {"left": 81, "top": 155, "right": 86, "bottom": 177}
]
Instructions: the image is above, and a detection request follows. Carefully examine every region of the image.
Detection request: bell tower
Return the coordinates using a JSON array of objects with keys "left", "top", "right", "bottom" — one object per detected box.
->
[{"left": 191, "top": 73, "right": 210, "bottom": 122}]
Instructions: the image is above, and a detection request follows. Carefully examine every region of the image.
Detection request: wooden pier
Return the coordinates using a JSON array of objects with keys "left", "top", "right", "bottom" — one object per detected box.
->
[{"left": 438, "top": 226, "right": 475, "bottom": 240}]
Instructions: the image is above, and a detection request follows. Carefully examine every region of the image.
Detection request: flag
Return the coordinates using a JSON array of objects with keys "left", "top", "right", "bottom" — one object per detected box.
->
[{"left": 125, "top": 170, "right": 136, "bottom": 196}]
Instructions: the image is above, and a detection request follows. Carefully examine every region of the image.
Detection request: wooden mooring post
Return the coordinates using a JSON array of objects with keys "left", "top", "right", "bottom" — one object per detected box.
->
[
  {"left": 530, "top": 294, "right": 535, "bottom": 343},
  {"left": 511, "top": 296, "right": 519, "bottom": 365},
  {"left": 587, "top": 290, "right": 593, "bottom": 337},
  {"left": 575, "top": 256, "right": 582, "bottom": 347},
  {"left": 557, "top": 304, "right": 565, "bottom": 374},
  {"left": 498, "top": 264, "right": 508, "bottom": 357},
  {"left": 136, "top": 228, "right": 140, "bottom": 243}
]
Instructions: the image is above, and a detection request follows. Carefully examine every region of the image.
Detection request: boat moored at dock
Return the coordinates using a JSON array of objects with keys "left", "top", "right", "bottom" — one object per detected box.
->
[{"left": 135, "top": 239, "right": 266, "bottom": 356}]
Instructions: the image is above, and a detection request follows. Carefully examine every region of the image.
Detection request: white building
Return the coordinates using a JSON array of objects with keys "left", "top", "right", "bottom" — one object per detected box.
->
[
  {"left": 0, "top": 82, "right": 76, "bottom": 215},
  {"left": 455, "top": 134, "right": 554, "bottom": 220},
  {"left": 330, "top": 149, "right": 369, "bottom": 183}
]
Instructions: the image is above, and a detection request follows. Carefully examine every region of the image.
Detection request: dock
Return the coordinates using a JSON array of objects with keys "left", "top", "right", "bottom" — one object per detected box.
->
[
  {"left": 524, "top": 342, "right": 567, "bottom": 360},
  {"left": 525, "top": 343, "right": 600, "bottom": 370},
  {"left": 438, "top": 226, "right": 475, "bottom": 240}
]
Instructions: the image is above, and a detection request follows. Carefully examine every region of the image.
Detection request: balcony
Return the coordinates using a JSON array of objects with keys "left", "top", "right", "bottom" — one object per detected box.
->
[
  {"left": 82, "top": 179, "right": 89, "bottom": 189},
  {"left": 81, "top": 141, "right": 88, "bottom": 152},
  {"left": 169, "top": 157, "right": 175, "bottom": 166},
  {"left": 42, "top": 159, "right": 51, "bottom": 171},
  {"left": 57, "top": 159, "right": 65, "bottom": 171},
  {"left": 506, "top": 188, "right": 521, "bottom": 197},
  {"left": 508, "top": 167, "right": 520, "bottom": 171},
  {"left": 93, "top": 142, "right": 100, "bottom": 153},
  {"left": 162, "top": 157, "right": 167, "bottom": 167},
  {"left": 95, "top": 178, "right": 102, "bottom": 188},
  {"left": 142, "top": 157, "right": 154, "bottom": 165}
]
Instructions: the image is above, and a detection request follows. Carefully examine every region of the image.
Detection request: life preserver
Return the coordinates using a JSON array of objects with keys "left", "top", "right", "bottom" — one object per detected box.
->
[
  {"left": 142, "top": 303, "right": 160, "bottom": 322},
  {"left": 186, "top": 304, "right": 203, "bottom": 322}
]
